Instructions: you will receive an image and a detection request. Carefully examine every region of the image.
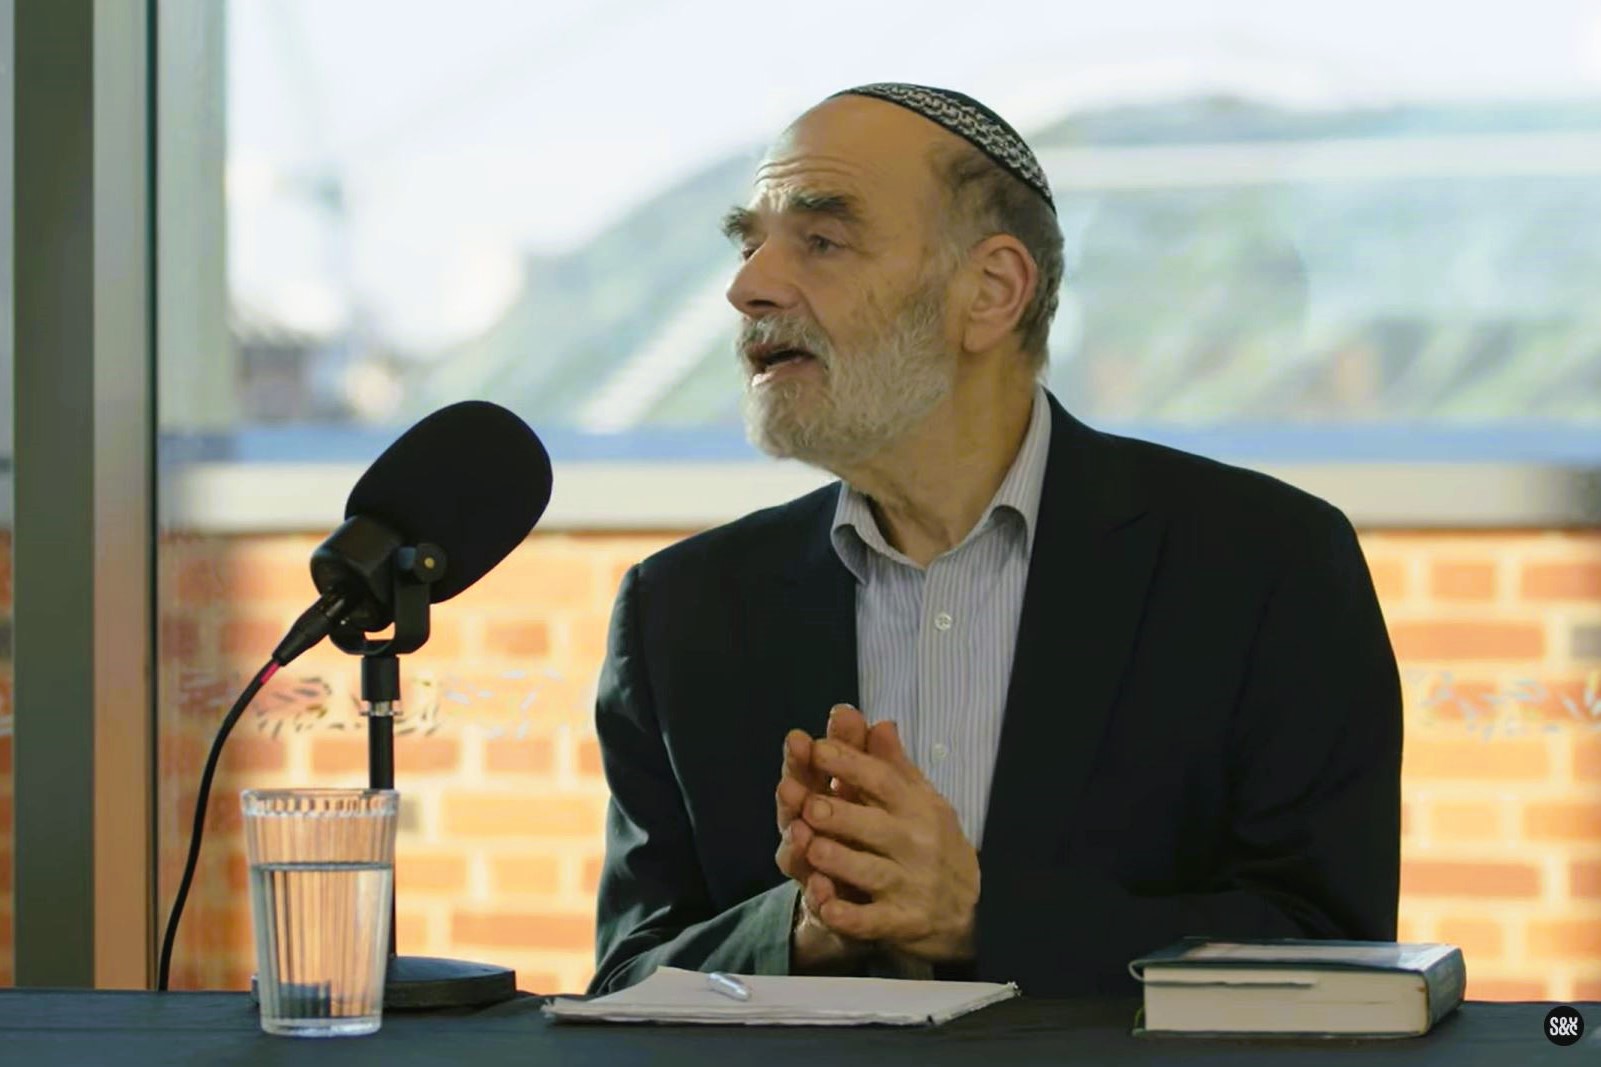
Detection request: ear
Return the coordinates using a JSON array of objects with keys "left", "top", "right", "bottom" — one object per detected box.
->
[{"left": 960, "top": 234, "right": 1036, "bottom": 355}]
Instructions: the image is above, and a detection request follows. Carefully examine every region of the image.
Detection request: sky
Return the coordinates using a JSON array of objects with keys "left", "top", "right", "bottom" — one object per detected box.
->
[{"left": 224, "top": 0, "right": 1601, "bottom": 352}]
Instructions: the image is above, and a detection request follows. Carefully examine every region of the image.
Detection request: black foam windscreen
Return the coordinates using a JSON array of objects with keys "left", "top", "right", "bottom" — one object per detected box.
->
[{"left": 345, "top": 400, "right": 552, "bottom": 602}]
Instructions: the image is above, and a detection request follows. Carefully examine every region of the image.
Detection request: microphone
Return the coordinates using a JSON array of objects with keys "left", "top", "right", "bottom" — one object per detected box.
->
[
  {"left": 272, "top": 400, "right": 553, "bottom": 666},
  {"left": 158, "top": 400, "right": 553, "bottom": 1000}
]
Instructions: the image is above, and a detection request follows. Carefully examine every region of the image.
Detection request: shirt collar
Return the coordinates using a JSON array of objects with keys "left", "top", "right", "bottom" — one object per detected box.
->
[{"left": 830, "top": 383, "right": 1053, "bottom": 582}]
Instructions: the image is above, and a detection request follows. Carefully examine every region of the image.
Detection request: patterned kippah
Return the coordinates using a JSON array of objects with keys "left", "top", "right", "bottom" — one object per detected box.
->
[{"left": 831, "top": 82, "right": 1055, "bottom": 214}]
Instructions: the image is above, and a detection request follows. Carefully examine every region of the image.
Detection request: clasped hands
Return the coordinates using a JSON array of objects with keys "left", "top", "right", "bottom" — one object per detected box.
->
[{"left": 774, "top": 704, "right": 980, "bottom": 970}]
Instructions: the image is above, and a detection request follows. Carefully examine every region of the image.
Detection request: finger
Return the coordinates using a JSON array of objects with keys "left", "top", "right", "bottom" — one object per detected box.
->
[
  {"left": 817, "top": 898, "right": 906, "bottom": 943},
  {"left": 805, "top": 835, "right": 897, "bottom": 895},
  {"left": 827, "top": 705, "right": 870, "bottom": 802},
  {"left": 775, "top": 824, "right": 811, "bottom": 882},
  {"left": 827, "top": 704, "right": 869, "bottom": 749},
  {"left": 811, "top": 740, "right": 908, "bottom": 809},
  {"left": 803, "top": 794, "right": 902, "bottom": 856},
  {"left": 784, "top": 730, "right": 827, "bottom": 792},
  {"left": 776, "top": 775, "right": 809, "bottom": 829},
  {"left": 805, "top": 871, "right": 840, "bottom": 915},
  {"left": 867, "top": 720, "right": 923, "bottom": 781}
]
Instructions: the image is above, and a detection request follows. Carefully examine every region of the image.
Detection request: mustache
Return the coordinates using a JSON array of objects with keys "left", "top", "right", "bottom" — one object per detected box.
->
[{"left": 738, "top": 317, "right": 832, "bottom": 364}]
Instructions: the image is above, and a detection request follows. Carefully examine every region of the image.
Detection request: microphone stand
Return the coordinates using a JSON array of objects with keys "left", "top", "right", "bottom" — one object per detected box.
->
[{"left": 315, "top": 542, "right": 518, "bottom": 1009}]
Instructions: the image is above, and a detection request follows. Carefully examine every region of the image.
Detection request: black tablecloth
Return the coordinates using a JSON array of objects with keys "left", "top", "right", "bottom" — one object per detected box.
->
[{"left": 0, "top": 991, "right": 1592, "bottom": 1066}]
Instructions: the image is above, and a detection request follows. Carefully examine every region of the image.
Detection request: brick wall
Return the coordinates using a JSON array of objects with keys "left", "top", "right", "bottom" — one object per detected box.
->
[{"left": 0, "top": 528, "right": 1598, "bottom": 994}]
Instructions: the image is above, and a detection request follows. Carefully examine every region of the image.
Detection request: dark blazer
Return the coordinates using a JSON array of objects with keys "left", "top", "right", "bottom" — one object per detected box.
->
[{"left": 588, "top": 392, "right": 1402, "bottom": 996}]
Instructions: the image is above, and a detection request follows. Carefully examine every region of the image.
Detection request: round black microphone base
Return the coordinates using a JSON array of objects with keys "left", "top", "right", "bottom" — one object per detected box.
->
[
  {"left": 382, "top": 955, "right": 520, "bottom": 1010},
  {"left": 250, "top": 955, "right": 519, "bottom": 1011}
]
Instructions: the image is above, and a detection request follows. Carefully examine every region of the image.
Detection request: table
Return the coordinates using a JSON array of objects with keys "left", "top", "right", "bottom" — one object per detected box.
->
[{"left": 0, "top": 991, "right": 1592, "bottom": 1065}]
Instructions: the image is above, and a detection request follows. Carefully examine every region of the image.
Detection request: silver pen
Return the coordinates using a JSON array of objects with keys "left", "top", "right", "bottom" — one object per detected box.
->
[{"left": 706, "top": 971, "right": 751, "bottom": 1001}]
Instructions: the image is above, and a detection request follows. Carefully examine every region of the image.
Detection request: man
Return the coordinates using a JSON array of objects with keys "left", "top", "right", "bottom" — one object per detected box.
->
[{"left": 587, "top": 83, "right": 1402, "bottom": 996}]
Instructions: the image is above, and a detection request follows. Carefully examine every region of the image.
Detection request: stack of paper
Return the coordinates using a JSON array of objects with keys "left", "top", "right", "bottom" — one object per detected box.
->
[{"left": 542, "top": 966, "right": 1019, "bottom": 1026}]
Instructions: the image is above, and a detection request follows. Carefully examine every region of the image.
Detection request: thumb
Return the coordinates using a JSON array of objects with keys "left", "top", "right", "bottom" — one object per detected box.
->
[{"left": 826, "top": 703, "right": 869, "bottom": 751}]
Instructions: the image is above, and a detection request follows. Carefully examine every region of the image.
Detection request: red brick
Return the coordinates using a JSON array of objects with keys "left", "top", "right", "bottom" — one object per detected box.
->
[
  {"left": 1524, "top": 802, "right": 1601, "bottom": 843},
  {"left": 179, "top": 788, "right": 240, "bottom": 834},
  {"left": 463, "top": 550, "right": 596, "bottom": 610},
  {"left": 1529, "top": 921, "right": 1601, "bottom": 961},
  {"left": 489, "top": 856, "right": 560, "bottom": 895},
  {"left": 1395, "top": 915, "right": 1422, "bottom": 944},
  {"left": 312, "top": 737, "right": 459, "bottom": 776},
  {"left": 397, "top": 851, "right": 468, "bottom": 892},
  {"left": 1467, "top": 977, "right": 1548, "bottom": 1000},
  {"left": 1404, "top": 736, "right": 1549, "bottom": 780},
  {"left": 451, "top": 911, "right": 594, "bottom": 951},
  {"left": 1414, "top": 675, "right": 1600, "bottom": 725},
  {"left": 515, "top": 972, "right": 562, "bottom": 994},
  {"left": 1571, "top": 861, "right": 1601, "bottom": 899},
  {"left": 1522, "top": 562, "right": 1601, "bottom": 601},
  {"left": 213, "top": 543, "right": 320, "bottom": 605},
  {"left": 486, "top": 622, "right": 551, "bottom": 659},
  {"left": 1367, "top": 559, "right": 1408, "bottom": 604},
  {"left": 0, "top": 910, "right": 12, "bottom": 951},
  {"left": 1400, "top": 860, "right": 1540, "bottom": 898},
  {"left": 221, "top": 619, "right": 286, "bottom": 658},
  {"left": 1429, "top": 561, "right": 1497, "bottom": 601},
  {"left": 396, "top": 909, "right": 431, "bottom": 952},
  {"left": 225, "top": 737, "right": 286, "bottom": 773},
  {"left": 225, "top": 851, "right": 249, "bottom": 892},
  {"left": 0, "top": 795, "right": 10, "bottom": 831},
  {"left": 1390, "top": 621, "right": 1544, "bottom": 661},
  {"left": 484, "top": 738, "right": 555, "bottom": 775},
  {"left": 162, "top": 616, "right": 201, "bottom": 660},
  {"left": 1433, "top": 917, "right": 1503, "bottom": 960},
  {"left": 577, "top": 736, "right": 603, "bottom": 779},
  {"left": 173, "top": 558, "right": 220, "bottom": 607},
  {"left": 1428, "top": 801, "right": 1503, "bottom": 841},
  {"left": 310, "top": 737, "right": 368, "bottom": 775},
  {"left": 568, "top": 613, "right": 612, "bottom": 669},
  {"left": 412, "top": 619, "right": 465, "bottom": 660},
  {"left": 393, "top": 737, "right": 460, "bottom": 775},
  {"left": 444, "top": 794, "right": 607, "bottom": 839},
  {"left": 1576, "top": 737, "right": 1601, "bottom": 780},
  {"left": 0, "top": 847, "right": 11, "bottom": 893},
  {"left": 0, "top": 735, "right": 10, "bottom": 775}
]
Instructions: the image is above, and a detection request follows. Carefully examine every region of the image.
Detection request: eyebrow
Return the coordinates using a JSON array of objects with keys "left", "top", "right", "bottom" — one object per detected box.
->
[{"left": 720, "top": 190, "right": 867, "bottom": 244}]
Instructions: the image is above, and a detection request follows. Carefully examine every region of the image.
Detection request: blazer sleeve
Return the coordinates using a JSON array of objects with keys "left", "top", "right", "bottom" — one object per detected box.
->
[
  {"left": 587, "top": 564, "right": 800, "bottom": 994},
  {"left": 971, "top": 504, "right": 1403, "bottom": 994}
]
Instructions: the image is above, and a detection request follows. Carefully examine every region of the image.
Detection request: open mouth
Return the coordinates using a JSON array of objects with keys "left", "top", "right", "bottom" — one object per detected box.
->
[{"left": 752, "top": 346, "right": 817, "bottom": 372}]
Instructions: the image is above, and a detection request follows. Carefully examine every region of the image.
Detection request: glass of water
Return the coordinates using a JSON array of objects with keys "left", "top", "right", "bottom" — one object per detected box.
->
[{"left": 242, "top": 788, "right": 399, "bottom": 1037}]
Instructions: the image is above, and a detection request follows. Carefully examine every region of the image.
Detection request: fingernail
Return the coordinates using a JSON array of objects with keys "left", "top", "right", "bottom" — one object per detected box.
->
[{"left": 810, "top": 798, "right": 832, "bottom": 820}]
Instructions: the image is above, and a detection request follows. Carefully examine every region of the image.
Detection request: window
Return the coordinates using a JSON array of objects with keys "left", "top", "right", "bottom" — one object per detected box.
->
[{"left": 154, "top": 0, "right": 1601, "bottom": 996}]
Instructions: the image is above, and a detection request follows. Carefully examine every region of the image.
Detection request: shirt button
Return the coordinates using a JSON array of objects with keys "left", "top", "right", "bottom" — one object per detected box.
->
[
  {"left": 932, "top": 743, "right": 949, "bottom": 762},
  {"left": 934, "top": 612, "right": 953, "bottom": 631}
]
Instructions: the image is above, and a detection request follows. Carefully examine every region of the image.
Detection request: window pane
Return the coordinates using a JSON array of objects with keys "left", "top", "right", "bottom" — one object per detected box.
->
[{"left": 155, "top": 0, "right": 1601, "bottom": 997}]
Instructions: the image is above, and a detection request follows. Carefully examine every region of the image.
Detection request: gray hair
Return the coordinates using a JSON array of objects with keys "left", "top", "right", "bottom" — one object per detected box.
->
[{"left": 932, "top": 142, "right": 1064, "bottom": 369}]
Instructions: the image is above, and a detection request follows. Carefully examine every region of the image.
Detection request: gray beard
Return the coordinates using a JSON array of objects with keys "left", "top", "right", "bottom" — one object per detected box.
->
[{"left": 740, "top": 283, "right": 954, "bottom": 472}]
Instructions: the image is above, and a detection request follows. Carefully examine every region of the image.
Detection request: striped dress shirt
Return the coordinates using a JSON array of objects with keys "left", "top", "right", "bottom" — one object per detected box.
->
[{"left": 829, "top": 384, "right": 1052, "bottom": 847}]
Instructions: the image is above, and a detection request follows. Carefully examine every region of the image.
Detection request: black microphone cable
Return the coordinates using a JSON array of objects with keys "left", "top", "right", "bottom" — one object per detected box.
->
[
  {"left": 156, "top": 658, "right": 279, "bottom": 992},
  {"left": 156, "top": 590, "right": 352, "bottom": 990}
]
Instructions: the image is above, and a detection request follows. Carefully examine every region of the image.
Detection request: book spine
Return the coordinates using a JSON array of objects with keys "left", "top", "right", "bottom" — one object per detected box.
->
[{"left": 1424, "top": 948, "right": 1467, "bottom": 1027}]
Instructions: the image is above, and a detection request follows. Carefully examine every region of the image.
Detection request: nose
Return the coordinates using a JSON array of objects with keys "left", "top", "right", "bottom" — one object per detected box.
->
[{"left": 726, "top": 244, "right": 802, "bottom": 319}]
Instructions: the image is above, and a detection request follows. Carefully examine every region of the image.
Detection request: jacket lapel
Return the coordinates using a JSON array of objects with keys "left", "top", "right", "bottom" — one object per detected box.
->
[
  {"left": 980, "top": 394, "right": 1164, "bottom": 862},
  {"left": 775, "top": 485, "right": 860, "bottom": 741}
]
